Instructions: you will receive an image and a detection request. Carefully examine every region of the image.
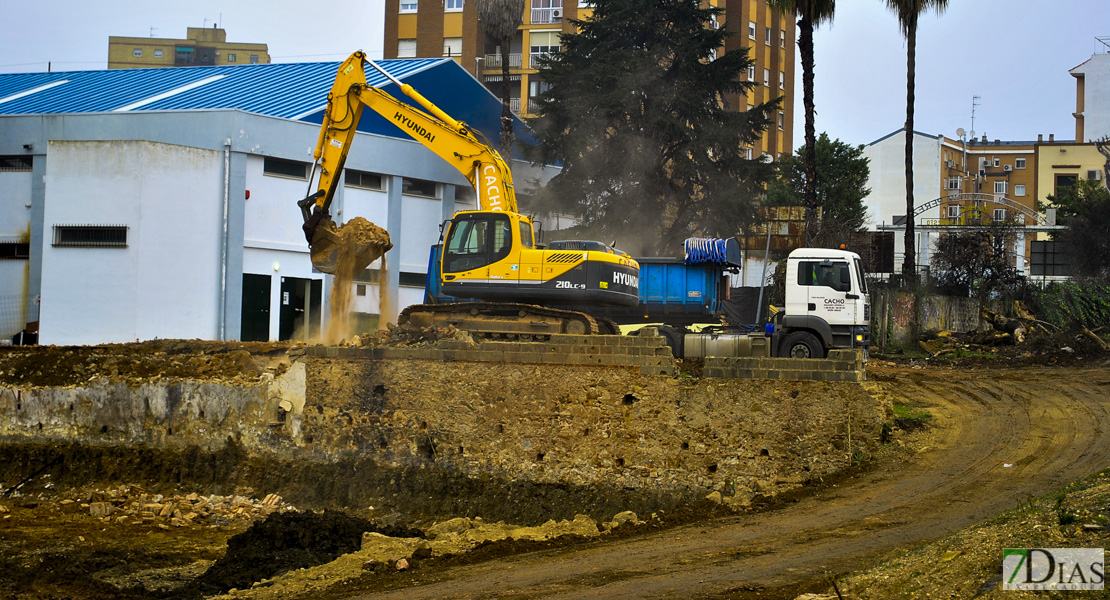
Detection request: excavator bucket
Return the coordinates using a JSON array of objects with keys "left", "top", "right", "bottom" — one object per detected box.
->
[
  {"left": 299, "top": 192, "right": 392, "bottom": 276},
  {"left": 309, "top": 217, "right": 392, "bottom": 278},
  {"left": 308, "top": 218, "right": 343, "bottom": 274}
]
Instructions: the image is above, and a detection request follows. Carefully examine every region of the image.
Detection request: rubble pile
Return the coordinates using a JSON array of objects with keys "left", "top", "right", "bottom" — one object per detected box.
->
[
  {"left": 0, "top": 340, "right": 292, "bottom": 387},
  {"left": 56, "top": 485, "right": 294, "bottom": 528},
  {"left": 916, "top": 301, "right": 1110, "bottom": 364},
  {"left": 354, "top": 322, "right": 473, "bottom": 348}
]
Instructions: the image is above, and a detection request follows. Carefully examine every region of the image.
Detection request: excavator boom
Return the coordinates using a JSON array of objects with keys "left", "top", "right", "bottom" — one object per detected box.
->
[
  {"left": 299, "top": 51, "right": 639, "bottom": 334},
  {"left": 300, "top": 51, "right": 518, "bottom": 274}
]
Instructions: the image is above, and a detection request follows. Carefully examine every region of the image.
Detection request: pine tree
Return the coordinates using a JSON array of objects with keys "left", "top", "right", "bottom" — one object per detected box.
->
[
  {"left": 528, "top": 0, "right": 778, "bottom": 256},
  {"left": 765, "top": 132, "right": 871, "bottom": 242}
]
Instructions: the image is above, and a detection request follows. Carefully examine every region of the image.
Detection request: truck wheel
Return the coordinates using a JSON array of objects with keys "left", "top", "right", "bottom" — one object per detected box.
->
[{"left": 782, "top": 331, "right": 824, "bottom": 359}]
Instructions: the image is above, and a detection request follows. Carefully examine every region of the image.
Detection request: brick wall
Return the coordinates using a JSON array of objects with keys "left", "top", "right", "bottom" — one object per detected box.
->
[
  {"left": 303, "top": 329, "right": 678, "bottom": 376},
  {"left": 704, "top": 350, "right": 866, "bottom": 382}
]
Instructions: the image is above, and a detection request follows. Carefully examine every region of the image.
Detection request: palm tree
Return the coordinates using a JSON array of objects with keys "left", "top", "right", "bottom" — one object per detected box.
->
[
  {"left": 885, "top": 0, "right": 949, "bottom": 280},
  {"left": 476, "top": 0, "right": 526, "bottom": 157},
  {"left": 767, "top": 1, "right": 836, "bottom": 246}
]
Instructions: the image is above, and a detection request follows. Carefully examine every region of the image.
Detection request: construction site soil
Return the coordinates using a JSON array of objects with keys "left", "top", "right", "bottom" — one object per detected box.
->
[{"left": 1, "top": 337, "right": 1108, "bottom": 599}]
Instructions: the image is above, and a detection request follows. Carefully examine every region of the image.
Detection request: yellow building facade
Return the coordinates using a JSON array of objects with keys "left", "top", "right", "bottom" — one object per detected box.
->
[
  {"left": 108, "top": 27, "right": 270, "bottom": 69},
  {"left": 1034, "top": 140, "right": 1106, "bottom": 207},
  {"left": 384, "top": 0, "right": 795, "bottom": 159},
  {"left": 936, "top": 135, "right": 1038, "bottom": 226}
]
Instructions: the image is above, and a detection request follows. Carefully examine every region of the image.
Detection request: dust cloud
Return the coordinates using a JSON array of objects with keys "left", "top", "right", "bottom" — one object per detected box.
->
[{"left": 322, "top": 217, "right": 391, "bottom": 344}]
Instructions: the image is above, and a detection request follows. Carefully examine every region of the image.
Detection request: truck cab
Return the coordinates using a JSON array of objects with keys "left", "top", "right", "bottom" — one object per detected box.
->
[{"left": 778, "top": 248, "right": 870, "bottom": 358}]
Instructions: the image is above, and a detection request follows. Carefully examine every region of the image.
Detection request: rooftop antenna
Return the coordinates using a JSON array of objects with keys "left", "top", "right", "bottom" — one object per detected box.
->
[
  {"left": 1097, "top": 36, "right": 1110, "bottom": 53},
  {"left": 969, "top": 95, "right": 981, "bottom": 140},
  {"left": 149, "top": 27, "right": 157, "bottom": 38}
]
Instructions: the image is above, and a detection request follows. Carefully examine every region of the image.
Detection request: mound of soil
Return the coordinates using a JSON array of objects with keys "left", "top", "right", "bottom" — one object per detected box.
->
[
  {"left": 185, "top": 511, "right": 422, "bottom": 598},
  {"left": 0, "top": 340, "right": 293, "bottom": 388}
]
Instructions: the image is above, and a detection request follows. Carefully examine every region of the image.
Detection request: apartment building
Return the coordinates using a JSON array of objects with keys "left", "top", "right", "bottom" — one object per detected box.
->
[
  {"left": 108, "top": 26, "right": 270, "bottom": 69},
  {"left": 1070, "top": 38, "right": 1110, "bottom": 142},
  {"left": 937, "top": 134, "right": 1038, "bottom": 227},
  {"left": 866, "top": 129, "right": 1054, "bottom": 276},
  {"left": 383, "top": 0, "right": 795, "bottom": 158}
]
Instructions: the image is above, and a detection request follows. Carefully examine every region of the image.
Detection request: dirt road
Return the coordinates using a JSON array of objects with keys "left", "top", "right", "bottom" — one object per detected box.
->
[{"left": 343, "top": 366, "right": 1110, "bottom": 599}]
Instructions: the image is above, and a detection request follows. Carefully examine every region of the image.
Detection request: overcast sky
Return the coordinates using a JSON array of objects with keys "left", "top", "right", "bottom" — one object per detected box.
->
[
  {"left": 1, "top": 1, "right": 1105, "bottom": 148},
  {"left": 800, "top": 0, "right": 1108, "bottom": 147}
]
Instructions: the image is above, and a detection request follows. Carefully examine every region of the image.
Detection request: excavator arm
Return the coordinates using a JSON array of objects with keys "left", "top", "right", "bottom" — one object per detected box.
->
[{"left": 299, "top": 51, "right": 516, "bottom": 273}]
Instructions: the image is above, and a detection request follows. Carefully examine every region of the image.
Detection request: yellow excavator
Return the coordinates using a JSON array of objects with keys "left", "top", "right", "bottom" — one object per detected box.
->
[{"left": 298, "top": 51, "right": 639, "bottom": 335}]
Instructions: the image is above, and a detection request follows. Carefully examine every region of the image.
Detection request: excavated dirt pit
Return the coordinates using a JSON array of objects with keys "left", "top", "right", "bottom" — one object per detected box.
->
[{"left": 4, "top": 339, "right": 1104, "bottom": 599}]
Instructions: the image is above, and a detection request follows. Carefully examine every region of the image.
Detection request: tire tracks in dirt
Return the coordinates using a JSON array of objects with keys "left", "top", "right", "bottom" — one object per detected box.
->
[{"left": 344, "top": 367, "right": 1110, "bottom": 600}]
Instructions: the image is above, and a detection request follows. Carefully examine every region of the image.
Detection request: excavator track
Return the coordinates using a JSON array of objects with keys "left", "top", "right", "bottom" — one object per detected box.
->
[{"left": 400, "top": 302, "right": 601, "bottom": 338}]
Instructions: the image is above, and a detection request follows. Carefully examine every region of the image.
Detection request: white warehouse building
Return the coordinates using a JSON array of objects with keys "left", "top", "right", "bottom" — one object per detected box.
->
[{"left": 0, "top": 58, "right": 545, "bottom": 345}]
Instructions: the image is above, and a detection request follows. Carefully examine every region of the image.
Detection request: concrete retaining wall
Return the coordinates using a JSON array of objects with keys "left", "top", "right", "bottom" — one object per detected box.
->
[{"left": 870, "top": 288, "right": 1000, "bottom": 349}]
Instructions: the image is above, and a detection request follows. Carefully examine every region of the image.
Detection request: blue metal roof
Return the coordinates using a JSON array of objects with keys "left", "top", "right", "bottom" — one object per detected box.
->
[{"left": 0, "top": 59, "right": 531, "bottom": 148}]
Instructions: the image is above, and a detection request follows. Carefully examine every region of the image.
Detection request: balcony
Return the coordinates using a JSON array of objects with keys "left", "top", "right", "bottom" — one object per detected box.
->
[
  {"left": 508, "top": 98, "right": 542, "bottom": 115},
  {"left": 483, "top": 53, "right": 522, "bottom": 68},
  {"left": 527, "top": 51, "right": 557, "bottom": 68},
  {"left": 531, "top": 8, "right": 563, "bottom": 24}
]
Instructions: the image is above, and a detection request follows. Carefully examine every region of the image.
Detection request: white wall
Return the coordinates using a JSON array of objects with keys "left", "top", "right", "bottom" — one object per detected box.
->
[
  {"left": 39, "top": 140, "right": 223, "bottom": 344},
  {"left": 243, "top": 155, "right": 316, "bottom": 250},
  {"left": 864, "top": 130, "right": 943, "bottom": 265},
  {"left": 0, "top": 169, "right": 32, "bottom": 337},
  {"left": 1073, "top": 53, "right": 1110, "bottom": 142}
]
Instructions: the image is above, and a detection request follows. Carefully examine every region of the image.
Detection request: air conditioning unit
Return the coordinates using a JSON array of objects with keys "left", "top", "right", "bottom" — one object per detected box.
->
[
  {"left": 1093, "top": 170, "right": 1103, "bottom": 181},
  {"left": 946, "top": 160, "right": 954, "bottom": 168},
  {"left": 552, "top": 9, "right": 562, "bottom": 18},
  {"left": 1003, "top": 165, "right": 1012, "bottom": 172}
]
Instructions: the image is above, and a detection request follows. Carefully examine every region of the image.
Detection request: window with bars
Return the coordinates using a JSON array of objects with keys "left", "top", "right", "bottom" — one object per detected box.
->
[
  {"left": 0, "top": 156, "right": 32, "bottom": 172},
  {"left": 0, "top": 239, "right": 29, "bottom": 259},
  {"left": 52, "top": 225, "right": 128, "bottom": 248}
]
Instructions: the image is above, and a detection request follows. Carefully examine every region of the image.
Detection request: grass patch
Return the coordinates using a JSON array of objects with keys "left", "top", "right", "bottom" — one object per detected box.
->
[{"left": 893, "top": 403, "right": 933, "bottom": 432}]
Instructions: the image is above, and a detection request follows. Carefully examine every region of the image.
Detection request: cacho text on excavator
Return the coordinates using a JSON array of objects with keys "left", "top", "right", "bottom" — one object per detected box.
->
[{"left": 298, "top": 51, "right": 639, "bottom": 336}]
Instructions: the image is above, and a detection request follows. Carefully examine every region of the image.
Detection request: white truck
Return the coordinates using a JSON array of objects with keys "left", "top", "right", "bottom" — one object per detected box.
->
[{"left": 606, "top": 245, "right": 871, "bottom": 359}]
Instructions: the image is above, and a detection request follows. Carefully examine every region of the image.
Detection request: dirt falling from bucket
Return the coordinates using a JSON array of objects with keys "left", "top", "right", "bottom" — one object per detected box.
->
[
  {"left": 323, "top": 217, "right": 391, "bottom": 344},
  {"left": 378, "top": 259, "right": 395, "bottom": 328}
]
